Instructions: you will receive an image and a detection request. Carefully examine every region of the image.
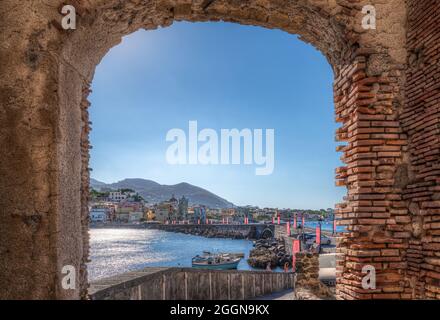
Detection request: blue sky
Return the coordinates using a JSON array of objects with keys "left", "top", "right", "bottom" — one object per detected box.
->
[{"left": 89, "top": 21, "right": 346, "bottom": 209}]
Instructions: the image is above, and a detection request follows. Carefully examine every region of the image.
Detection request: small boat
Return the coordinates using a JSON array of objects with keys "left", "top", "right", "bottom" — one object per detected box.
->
[{"left": 192, "top": 252, "right": 241, "bottom": 270}]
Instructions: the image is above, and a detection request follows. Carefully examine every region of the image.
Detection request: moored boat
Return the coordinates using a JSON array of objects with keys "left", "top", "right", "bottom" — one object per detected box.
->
[{"left": 192, "top": 252, "right": 241, "bottom": 270}]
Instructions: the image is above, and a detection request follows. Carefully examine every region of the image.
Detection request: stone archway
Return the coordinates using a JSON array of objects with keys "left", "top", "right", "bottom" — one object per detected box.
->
[{"left": 3, "top": 0, "right": 440, "bottom": 300}]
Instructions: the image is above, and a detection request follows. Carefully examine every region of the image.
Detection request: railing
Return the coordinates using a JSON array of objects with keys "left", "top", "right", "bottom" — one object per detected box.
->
[{"left": 89, "top": 267, "right": 295, "bottom": 300}]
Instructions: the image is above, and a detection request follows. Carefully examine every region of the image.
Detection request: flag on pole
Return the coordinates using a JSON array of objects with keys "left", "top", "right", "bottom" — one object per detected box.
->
[
  {"left": 316, "top": 225, "right": 321, "bottom": 245},
  {"left": 277, "top": 212, "right": 280, "bottom": 225},
  {"left": 293, "top": 215, "right": 297, "bottom": 229},
  {"left": 272, "top": 216, "right": 274, "bottom": 224},
  {"left": 292, "top": 239, "right": 300, "bottom": 270},
  {"left": 302, "top": 215, "right": 305, "bottom": 228},
  {"left": 286, "top": 220, "right": 290, "bottom": 235}
]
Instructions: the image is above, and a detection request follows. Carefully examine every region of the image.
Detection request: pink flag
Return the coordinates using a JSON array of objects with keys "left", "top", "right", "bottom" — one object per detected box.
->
[
  {"left": 286, "top": 221, "right": 290, "bottom": 235},
  {"left": 293, "top": 215, "right": 297, "bottom": 229},
  {"left": 333, "top": 219, "right": 337, "bottom": 234},
  {"left": 292, "top": 239, "right": 300, "bottom": 270},
  {"left": 316, "top": 225, "right": 321, "bottom": 245}
]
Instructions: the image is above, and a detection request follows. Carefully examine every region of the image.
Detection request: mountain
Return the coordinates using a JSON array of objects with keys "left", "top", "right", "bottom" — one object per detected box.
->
[
  {"left": 90, "top": 178, "right": 107, "bottom": 189},
  {"left": 90, "top": 178, "right": 234, "bottom": 209}
]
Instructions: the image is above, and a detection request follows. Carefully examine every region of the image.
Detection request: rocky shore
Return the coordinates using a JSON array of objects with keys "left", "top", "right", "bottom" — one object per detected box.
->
[{"left": 247, "top": 238, "right": 292, "bottom": 269}]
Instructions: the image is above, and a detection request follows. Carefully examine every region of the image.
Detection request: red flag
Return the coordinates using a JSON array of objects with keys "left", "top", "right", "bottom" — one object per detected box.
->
[
  {"left": 286, "top": 221, "right": 290, "bottom": 235},
  {"left": 277, "top": 213, "right": 280, "bottom": 225},
  {"left": 316, "top": 225, "right": 321, "bottom": 245},
  {"left": 293, "top": 215, "right": 297, "bottom": 229},
  {"left": 272, "top": 216, "right": 274, "bottom": 224},
  {"left": 292, "top": 239, "right": 300, "bottom": 270}
]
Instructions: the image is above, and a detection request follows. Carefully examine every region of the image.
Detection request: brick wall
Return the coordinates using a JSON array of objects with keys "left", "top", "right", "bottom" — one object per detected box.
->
[
  {"left": 403, "top": 0, "right": 440, "bottom": 299},
  {"left": 334, "top": 49, "right": 409, "bottom": 299}
]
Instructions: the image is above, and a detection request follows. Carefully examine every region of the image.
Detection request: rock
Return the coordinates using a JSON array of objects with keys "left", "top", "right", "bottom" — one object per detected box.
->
[{"left": 247, "top": 238, "right": 290, "bottom": 269}]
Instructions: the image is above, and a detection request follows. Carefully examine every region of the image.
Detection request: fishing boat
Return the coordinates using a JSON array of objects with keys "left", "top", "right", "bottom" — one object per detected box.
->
[{"left": 192, "top": 252, "right": 241, "bottom": 270}]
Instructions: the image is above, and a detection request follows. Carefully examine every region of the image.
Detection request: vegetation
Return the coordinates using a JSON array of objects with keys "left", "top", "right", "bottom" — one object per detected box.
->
[
  {"left": 131, "top": 193, "right": 146, "bottom": 202},
  {"left": 90, "top": 188, "right": 109, "bottom": 199}
]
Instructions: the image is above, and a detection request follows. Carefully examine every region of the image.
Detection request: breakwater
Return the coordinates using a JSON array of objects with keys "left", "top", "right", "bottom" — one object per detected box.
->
[{"left": 145, "top": 223, "right": 275, "bottom": 240}]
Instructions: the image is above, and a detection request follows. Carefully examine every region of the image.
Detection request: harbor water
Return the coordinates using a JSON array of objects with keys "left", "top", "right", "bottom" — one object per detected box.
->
[{"left": 88, "top": 228, "right": 254, "bottom": 281}]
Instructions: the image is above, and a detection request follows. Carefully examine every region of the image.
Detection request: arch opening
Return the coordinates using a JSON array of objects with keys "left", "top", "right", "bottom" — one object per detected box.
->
[
  {"left": 86, "top": 21, "right": 343, "bottom": 284},
  {"left": 0, "top": 0, "right": 413, "bottom": 300}
]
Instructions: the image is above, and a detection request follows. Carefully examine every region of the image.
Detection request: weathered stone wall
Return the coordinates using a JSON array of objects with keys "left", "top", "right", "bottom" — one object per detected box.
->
[
  {"left": 89, "top": 267, "right": 294, "bottom": 300},
  {"left": 2, "top": 0, "right": 439, "bottom": 300},
  {"left": 295, "top": 252, "right": 333, "bottom": 299}
]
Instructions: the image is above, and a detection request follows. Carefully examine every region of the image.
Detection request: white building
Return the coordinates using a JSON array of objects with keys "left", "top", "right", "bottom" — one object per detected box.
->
[{"left": 109, "top": 191, "right": 127, "bottom": 202}]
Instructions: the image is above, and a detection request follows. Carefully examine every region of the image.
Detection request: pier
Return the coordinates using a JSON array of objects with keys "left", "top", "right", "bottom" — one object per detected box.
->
[{"left": 146, "top": 223, "right": 275, "bottom": 240}]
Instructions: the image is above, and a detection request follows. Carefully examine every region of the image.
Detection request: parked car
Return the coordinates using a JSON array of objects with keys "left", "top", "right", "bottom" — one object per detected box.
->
[{"left": 302, "top": 233, "right": 332, "bottom": 245}]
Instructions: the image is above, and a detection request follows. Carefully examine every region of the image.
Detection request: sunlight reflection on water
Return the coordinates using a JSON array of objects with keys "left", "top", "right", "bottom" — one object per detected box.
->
[{"left": 88, "top": 228, "right": 254, "bottom": 281}]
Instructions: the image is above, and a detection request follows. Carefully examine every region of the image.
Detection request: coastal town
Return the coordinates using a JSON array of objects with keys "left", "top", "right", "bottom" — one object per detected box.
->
[{"left": 89, "top": 187, "right": 335, "bottom": 225}]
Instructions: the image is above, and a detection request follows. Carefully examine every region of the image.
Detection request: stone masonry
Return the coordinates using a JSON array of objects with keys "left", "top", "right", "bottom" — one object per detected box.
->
[
  {"left": 295, "top": 252, "right": 333, "bottom": 299},
  {"left": 0, "top": 0, "right": 439, "bottom": 300}
]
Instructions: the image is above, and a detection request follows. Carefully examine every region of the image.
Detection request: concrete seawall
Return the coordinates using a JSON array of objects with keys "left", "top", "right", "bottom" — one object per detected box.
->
[
  {"left": 146, "top": 224, "right": 275, "bottom": 240},
  {"left": 89, "top": 267, "right": 294, "bottom": 300}
]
